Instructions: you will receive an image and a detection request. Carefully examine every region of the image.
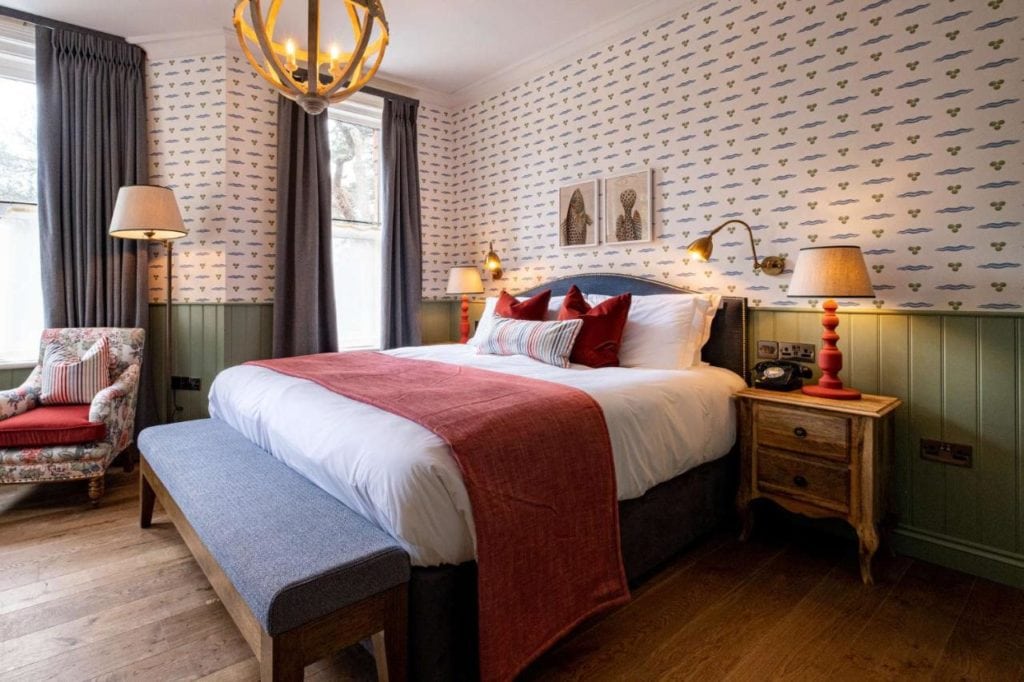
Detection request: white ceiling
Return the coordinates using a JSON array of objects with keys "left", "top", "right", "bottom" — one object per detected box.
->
[{"left": 9, "top": 0, "right": 681, "bottom": 101}]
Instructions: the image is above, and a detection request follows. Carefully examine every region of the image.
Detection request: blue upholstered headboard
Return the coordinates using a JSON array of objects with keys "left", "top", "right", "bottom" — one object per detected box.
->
[{"left": 516, "top": 274, "right": 749, "bottom": 381}]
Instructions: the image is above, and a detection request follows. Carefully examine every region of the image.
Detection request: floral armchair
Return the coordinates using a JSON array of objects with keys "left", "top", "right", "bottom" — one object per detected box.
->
[{"left": 0, "top": 328, "right": 145, "bottom": 505}]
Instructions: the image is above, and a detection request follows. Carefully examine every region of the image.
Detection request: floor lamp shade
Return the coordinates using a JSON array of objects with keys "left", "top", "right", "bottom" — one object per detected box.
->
[
  {"left": 108, "top": 185, "right": 188, "bottom": 423},
  {"left": 446, "top": 267, "right": 484, "bottom": 344},
  {"left": 788, "top": 246, "right": 874, "bottom": 400},
  {"left": 108, "top": 186, "right": 188, "bottom": 241}
]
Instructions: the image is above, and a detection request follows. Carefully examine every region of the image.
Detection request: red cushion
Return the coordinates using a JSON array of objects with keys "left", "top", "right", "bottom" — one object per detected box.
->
[
  {"left": 558, "top": 285, "right": 633, "bottom": 368},
  {"left": 0, "top": 405, "right": 106, "bottom": 448},
  {"left": 495, "top": 289, "right": 551, "bottom": 320}
]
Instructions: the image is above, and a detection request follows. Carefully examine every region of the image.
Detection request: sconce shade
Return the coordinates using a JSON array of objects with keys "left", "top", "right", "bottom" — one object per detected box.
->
[
  {"left": 483, "top": 242, "right": 503, "bottom": 279},
  {"left": 109, "top": 185, "right": 188, "bottom": 241},
  {"left": 788, "top": 246, "right": 874, "bottom": 298},
  {"left": 686, "top": 236, "right": 714, "bottom": 262},
  {"left": 446, "top": 266, "right": 485, "bottom": 295}
]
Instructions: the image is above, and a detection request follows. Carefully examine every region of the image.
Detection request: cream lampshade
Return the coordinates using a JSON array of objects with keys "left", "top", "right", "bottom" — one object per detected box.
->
[
  {"left": 446, "top": 266, "right": 485, "bottom": 296},
  {"left": 446, "top": 267, "right": 484, "bottom": 344},
  {"left": 109, "top": 185, "right": 188, "bottom": 423},
  {"left": 788, "top": 246, "right": 874, "bottom": 400},
  {"left": 108, "top": 185, "right": 188, "bottom": 241}
]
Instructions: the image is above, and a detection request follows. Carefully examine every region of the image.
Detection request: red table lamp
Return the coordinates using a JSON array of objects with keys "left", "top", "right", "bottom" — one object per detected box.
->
[
  {"left": 787, "top": 246, "right": 875, "bottom": 400},
  {"left": 446, "top": 266, "right": 485, "bottom": 343}
]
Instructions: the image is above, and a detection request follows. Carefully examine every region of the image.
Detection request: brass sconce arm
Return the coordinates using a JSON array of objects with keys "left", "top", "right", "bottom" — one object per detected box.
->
[{"left": 686, "top": 219, "right": 785, "bottom": 276}]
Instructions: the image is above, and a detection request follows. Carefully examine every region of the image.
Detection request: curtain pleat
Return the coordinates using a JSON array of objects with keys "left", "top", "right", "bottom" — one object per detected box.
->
[
  {"left": 272, "top": 96, "right": 338, "bottom": 358},
  {"left": 380, "top": 96, "right": 422, "bottom": 349},
  {"left": 36, "top": 25, "right": 156, "bottom": 431}
]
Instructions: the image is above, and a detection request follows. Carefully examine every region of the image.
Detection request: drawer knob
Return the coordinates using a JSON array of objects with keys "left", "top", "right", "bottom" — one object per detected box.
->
[
  {"left": 793, "top": 475, "right": 809, "bottom": 488},
  {"left": 793, "top": 426, "right": 808, "bottom": 438}
]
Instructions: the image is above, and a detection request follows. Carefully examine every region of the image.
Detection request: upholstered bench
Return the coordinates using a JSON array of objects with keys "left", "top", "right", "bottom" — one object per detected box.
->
[{"left": 138, "top": 419, "right": 410, "bottom": 681}]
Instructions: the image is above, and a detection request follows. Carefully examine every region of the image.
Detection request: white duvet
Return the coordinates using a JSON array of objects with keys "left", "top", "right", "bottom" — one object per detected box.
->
[{"left": 208, "top": 344, "right": 746, "bottom": 567}]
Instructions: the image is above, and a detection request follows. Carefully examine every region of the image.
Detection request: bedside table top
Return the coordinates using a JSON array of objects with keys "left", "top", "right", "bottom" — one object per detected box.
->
[{"left": 735, "top": 387, "right": 901, "bottom": 418}]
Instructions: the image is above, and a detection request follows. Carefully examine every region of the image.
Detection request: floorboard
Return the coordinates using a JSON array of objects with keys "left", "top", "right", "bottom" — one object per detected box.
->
[{"left": 2, "top": 469, "right": 1023, "bottom": 681}]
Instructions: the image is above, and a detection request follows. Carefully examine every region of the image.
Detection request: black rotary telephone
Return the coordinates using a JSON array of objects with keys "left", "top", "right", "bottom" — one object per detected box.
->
[{"left": 753, "top": 360, "right": 813, "bottom": 391}]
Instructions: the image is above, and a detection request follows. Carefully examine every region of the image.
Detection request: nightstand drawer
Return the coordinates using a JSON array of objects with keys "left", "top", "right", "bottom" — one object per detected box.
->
[
  {"left": 756, "top": 404, "right": 850, "bottom": 462},
  {"left": 756, "top": 448, "right": 850, "bottom": 512}
]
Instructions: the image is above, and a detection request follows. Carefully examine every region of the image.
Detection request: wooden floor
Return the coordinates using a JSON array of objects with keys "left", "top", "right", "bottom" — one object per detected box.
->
[{"left": 2, "top": 470, "right": 1023, "bottom": 681}]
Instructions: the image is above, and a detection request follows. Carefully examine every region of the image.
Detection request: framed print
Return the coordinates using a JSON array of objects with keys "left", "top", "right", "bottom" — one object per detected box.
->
[
  {"left": 603, "top": 169, "right": 653, "bottom": 244},
  {"left": 557, "top": 180, "right": 599, "bottom": 248}
]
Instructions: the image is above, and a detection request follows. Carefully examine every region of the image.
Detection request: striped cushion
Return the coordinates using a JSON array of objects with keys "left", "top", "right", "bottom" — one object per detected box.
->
[
  {"left": 40, "top": 337, "right": 111, "bottom": 405},
  {"left": 477, "top": 316, "right": 583, "bottom": 368}
]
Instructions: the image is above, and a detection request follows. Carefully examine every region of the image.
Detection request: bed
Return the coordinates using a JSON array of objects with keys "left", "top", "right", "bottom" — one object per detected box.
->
[{"left": 209, "top": 274, "right": 749, "bottom": 679}]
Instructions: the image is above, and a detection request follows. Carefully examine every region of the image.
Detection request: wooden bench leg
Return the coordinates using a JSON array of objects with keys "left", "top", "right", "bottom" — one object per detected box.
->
[
  {"left": 372, "top": 584, "right": 408, "bottom": 682},
  {"left": 140, "top": 466, "right": 156, "bottom": 529},
  {"left": 260, "top": 631, "right": 304, "bottom": 682}
]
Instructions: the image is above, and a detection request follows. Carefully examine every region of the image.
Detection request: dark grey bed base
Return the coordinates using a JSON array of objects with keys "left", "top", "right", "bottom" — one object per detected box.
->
[
  {"left": 407, "top": 454, "right": 737, "bottom": 680},
  {"left": 404, "top": 274, "right": 748, "bottom": 680}
]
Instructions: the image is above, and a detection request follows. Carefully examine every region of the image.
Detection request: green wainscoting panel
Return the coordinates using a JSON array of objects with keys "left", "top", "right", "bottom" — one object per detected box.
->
[
  {"left": 134, "top": 301, "right": 1024, "bottom": 587},
  {"left": 750, "top": 308, "right": 1024, "bottom": 588},
  {"left": 421, "top": 300, "right": 456, "bottom": 345},
  {"left": 0, "top": 366, "right": 33, "bottom": 390},
  {"left": 149, "top": 304, "right": 273, "bottom": 421}
]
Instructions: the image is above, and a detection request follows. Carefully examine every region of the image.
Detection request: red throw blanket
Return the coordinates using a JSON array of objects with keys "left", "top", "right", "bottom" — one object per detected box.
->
[{"left": 249, "top": 351, "right": 629, "bottom": 680}]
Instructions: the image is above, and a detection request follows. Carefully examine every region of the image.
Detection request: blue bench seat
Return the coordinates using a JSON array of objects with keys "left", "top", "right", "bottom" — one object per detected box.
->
[{"left": 138, "top": 418, "right": 410, "bottom": 681}]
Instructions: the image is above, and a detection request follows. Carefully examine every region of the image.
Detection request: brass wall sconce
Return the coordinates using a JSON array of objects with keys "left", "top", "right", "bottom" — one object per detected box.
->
[
  {"left": 483, "top": 242, "right": 503, "bottom": 280},
  {"left": 686, "top": 219, "right": 785, "bottom": 275}
]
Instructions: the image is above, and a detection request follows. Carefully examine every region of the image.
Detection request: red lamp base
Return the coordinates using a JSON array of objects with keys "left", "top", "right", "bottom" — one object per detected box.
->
[
  {"left": 804, "top": 298, "right": 862, "bottom": 401},
  {"left": 802, "top": 384, "right": 862, "bottom": 400},
  {"left": 458, "top": 294, "right": 471, "bottom": 344}
]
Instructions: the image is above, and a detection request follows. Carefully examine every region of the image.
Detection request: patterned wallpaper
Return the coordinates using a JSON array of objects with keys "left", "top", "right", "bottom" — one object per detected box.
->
[
  {"left": 147, "top": 49, "right": 455, "bottom": 304},
  {"left": 418, "top": 104, "right": 459, "bottom": 298},
  {"left": 443, "top": 0, "right": 1022, "bottom": 311},
  {"left": 148, "top": 54, "right": 230, "bottom": 302}
]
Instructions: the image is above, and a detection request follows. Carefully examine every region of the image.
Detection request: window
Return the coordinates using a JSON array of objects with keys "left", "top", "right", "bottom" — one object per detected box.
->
[
  {"left": 0, "top": 23, "right": 41, "bottom": 365},
  {"left": 328, "top": 97, "right": 383, "bottom": 349}
]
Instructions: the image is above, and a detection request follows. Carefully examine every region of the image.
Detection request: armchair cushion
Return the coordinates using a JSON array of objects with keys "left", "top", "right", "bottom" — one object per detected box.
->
[
  {"left": 41, "top": 336, "right": 111, "bottom": 405},
  {"left": 0, "top": 405, "right": 106, "bottom": 448}
]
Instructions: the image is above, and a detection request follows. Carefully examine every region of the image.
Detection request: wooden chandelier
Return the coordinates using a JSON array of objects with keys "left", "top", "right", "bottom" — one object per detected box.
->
[{"left": 233, "top": 0, "right": 388, "bottom": 115}]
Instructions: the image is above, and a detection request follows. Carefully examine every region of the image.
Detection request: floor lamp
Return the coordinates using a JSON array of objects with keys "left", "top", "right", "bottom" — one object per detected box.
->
[{"left": 109, "top": 185, "right": 188, "bottom": 422}]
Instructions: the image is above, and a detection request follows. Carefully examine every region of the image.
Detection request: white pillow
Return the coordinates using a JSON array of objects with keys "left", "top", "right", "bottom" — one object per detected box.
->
[
  {"left": 468, "top": 295, "right": 567, "bottom": 347},
  {"left": 689, "top": 294, "right": 721, "bottom": 366},
  {"left": 587, "top": 292, "right": 718, "bottom": 369},
  {"left": 467, "top": 296, "right": 499, "bottom": 347},
  {"left": 587, "top": 293, "right": 697, "bottom": 369}
]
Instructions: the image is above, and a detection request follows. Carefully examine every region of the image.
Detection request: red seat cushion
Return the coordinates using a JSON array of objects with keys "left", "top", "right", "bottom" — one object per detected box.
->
[
  {"left": 0, "top": 405, "right": 106, "bottom": 448},
  {"left": 495, "top": 289, "right": 551, "bottom": 320},
  {"left": 558, "top": 285, "right": 633, "bottom": 368}
]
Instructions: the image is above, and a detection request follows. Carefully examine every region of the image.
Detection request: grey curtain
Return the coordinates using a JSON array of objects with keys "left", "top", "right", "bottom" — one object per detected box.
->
[
  {"left": 272, "top": 95, "right": 338, "bottom": 358},
  {"left": 36, "top": 26, "right": 156, "bottom": 430},
  {"left": 380, "top": 95, "right": 422, "bottom": 349}
]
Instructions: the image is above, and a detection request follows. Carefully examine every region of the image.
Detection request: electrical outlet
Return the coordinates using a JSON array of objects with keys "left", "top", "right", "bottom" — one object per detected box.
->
[
  {"left": 756, "top": 340, "right": 779, "bottom": 360},
  {"left": 920, "top": 438, "right": 973, "bottom": 467},
  {"left": 171, "top": 376, "right": 202, "bottom": 391},
  {"left": 779, "top": 341, "right": 816, "bottom": 363}
]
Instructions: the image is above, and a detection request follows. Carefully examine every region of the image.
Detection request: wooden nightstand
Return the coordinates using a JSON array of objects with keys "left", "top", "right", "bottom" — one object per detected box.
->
[{"left": 736, "top": 387, "right": 901, "bottom": 584}]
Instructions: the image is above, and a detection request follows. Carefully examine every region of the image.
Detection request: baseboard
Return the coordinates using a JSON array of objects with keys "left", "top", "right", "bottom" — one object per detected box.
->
[{"left": 892, "top": 525, "right": 1024, "bottom": 589}]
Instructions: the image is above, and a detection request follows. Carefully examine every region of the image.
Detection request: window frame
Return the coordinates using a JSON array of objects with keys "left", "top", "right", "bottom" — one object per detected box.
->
[
  {"left": 0, "top": 19, "right": 39, "bottom": 369},
  {"left": 327, "top": 94, "right": 385, "bottom": 351}
]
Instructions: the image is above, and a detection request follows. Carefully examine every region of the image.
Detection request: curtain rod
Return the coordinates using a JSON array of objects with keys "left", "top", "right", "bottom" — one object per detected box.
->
[
  {"left": 0, "top": 5, "right": 127, "bottom": 43},
  {"left": 361, "top": 85, "right": 419, "bottom": 106}
]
